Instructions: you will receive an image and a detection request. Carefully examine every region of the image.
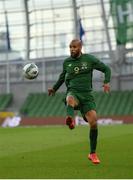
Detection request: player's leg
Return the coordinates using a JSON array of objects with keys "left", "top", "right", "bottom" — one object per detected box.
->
[
  {"left": 66, "top": 92, "right": 79, "bottom": 129},
  {"left": 85, "top": 110, "right": 98, "bottom": 153},
  {"left": 85, "top": 110, "right": 100, "bottom": 164}
]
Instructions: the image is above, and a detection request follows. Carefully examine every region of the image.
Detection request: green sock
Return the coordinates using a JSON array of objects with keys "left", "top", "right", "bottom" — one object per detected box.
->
[
  {"left": 66, "top": 105, "right": 74, "bottom": 117},
  {"left": 89, "top": 128, "right": 98, "bottom": 153}
]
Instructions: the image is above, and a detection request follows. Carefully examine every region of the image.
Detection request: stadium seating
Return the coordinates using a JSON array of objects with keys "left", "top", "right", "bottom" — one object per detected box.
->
[
  {"left": 93, "top": 91, "right": 133, "bottom": 116},
  {"left": 20, "top": 93, "right": 66, "bottom": 117},
  {"left": 0, "top": 94, "right": 13, "bottom": 111},
  {"left": 20, "top": 91, "right": 133, "bottom": 117}
]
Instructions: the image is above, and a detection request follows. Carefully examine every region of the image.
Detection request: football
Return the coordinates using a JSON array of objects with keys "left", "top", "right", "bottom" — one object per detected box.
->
[{"left": 23, "top": 63, "right": 39, "bottom": 80}]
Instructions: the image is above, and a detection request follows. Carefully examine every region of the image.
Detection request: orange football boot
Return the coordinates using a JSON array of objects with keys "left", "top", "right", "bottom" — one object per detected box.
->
[
  {"left": 88, "top": 153, "right": 100, "bottom": 164},
  {"left": 65, "top": 116, "right": 75, "bottom": 130}
]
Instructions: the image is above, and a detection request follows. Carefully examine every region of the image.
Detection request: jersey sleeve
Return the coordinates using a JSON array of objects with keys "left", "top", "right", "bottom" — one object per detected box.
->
[
  {"left": 92, "top": 55, "right": 111, "bottom": 83},
  {"left": 52, "top": 62, "right": 66, "bottom": 92}
]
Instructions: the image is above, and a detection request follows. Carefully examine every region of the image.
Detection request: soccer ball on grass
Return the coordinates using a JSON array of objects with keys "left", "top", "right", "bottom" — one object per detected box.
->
[{"left": 23, "top": 63, "right": 39, "bottom": 80}]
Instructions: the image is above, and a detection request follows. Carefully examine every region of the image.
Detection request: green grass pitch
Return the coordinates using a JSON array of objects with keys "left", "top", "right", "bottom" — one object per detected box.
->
[{"left": 0, "top": 124, "right": 133, "bottom": 179}]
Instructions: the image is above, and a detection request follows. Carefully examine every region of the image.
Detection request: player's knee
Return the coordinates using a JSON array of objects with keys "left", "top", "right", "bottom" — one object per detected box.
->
[
  {"left": 87, "top": 116, "right": 97, "bottom": 128},
  {"left": 85, "top": 110, "right": 98, "bottom": 128},
  {"left": 66, "top": 96, "right": 75, "bottom": 106},
  {"left": 90, "top": 120, "right": 97, "bottom": 129}
]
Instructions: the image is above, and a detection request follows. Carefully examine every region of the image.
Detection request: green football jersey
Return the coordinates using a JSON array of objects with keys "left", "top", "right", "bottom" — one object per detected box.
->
[{"left": 53, "top": 54, "right": 111, "bottom": 92}]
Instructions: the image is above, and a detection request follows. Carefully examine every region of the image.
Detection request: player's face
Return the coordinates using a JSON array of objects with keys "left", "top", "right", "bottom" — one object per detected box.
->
[{"left": 69, "top": 41, "right": 82, "bottom": 58}]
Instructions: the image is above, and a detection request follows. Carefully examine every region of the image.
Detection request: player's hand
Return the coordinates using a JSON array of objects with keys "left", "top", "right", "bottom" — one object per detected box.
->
[
  {"left": 103, "top": 83, "right": 110, "bottom": 93},
  {"left": 48, "top": 88, "right": 55, "bottom": 96}
]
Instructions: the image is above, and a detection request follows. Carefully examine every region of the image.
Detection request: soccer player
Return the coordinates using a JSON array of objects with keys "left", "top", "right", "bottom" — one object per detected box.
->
[{"left": 48, "top": 39, "right": 111, "bottom": 164}]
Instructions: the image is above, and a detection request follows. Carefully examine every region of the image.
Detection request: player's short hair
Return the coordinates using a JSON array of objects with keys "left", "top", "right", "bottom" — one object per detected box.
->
[{"left": 70, "top": 39, "right": 82, "bottom": 47}]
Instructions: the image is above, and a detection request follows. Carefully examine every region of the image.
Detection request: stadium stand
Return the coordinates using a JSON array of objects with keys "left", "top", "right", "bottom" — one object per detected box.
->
[
  {"left": 0, "top": 94, "right": 13, "bottom": 111},
  {"left": 20, "top": 91, "right": 133, "bottom": 117},
  {"left": 20, "top": 93, "right": 66, "bottom": 117},
  {"left": 93, "top": 91, "right": 133, "bottom": 116}
]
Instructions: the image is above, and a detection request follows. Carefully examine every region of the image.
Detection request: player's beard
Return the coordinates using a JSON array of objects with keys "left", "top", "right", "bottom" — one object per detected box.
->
[
  {"left": 71, "top": 52, "right": 82, "bottom": 58},
  {"left": 71, "top": 51, "right": 81, "bottom": 58}
]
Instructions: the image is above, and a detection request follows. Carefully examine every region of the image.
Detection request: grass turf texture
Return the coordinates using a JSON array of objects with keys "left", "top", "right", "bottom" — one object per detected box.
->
[{"left": 0, "top": 124, "right": 133, "bottom": 179}]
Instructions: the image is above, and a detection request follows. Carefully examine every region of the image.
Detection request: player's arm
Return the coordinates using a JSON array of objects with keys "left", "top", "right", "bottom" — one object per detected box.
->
[
  {"left": 92, "top": 56, "right": 111, "bottom": 93},
  {"left": 48, "top": 62, "right": 66, "bottom": 96}
]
